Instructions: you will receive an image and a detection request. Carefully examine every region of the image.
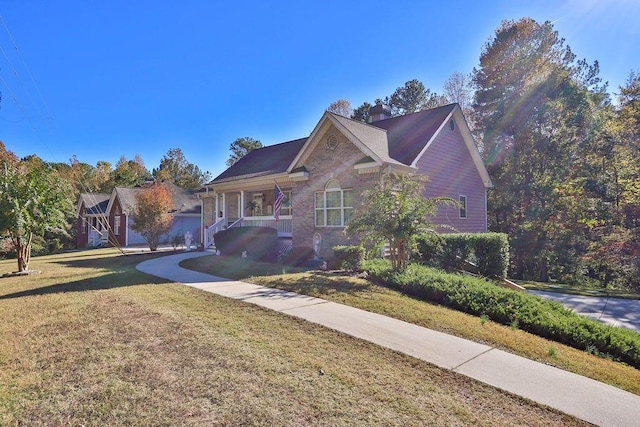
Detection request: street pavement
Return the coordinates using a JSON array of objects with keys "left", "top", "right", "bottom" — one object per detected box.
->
[
  {"left": 137, "top": 252, "right": 640, "bottom": 427},
  {"left": 531, "top": 290, "right": 640, "bottom": 332}
]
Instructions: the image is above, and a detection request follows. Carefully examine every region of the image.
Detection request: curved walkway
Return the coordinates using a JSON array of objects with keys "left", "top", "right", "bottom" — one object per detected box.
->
[{"left": 137, "top": 252, "right": 640, "bottom": 427}]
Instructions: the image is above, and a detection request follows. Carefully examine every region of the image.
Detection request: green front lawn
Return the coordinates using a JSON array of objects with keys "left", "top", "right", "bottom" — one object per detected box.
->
[
  {"left": 0, "top": 249, "right": 586, "bottom": 425},
  {"left": 181, "top": 254, "right": 640, "bottom": 396}
]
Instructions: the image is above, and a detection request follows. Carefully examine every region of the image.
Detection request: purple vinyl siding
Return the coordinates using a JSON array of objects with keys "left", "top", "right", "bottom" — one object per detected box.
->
[{"left": 415, "top": 124, "right": 487, "bottom": 232}]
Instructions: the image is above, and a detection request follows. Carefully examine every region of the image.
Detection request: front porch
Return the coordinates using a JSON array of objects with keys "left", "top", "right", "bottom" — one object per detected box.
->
[
  {"left": 204, "top": 215, "right": 293, "bottom": 248},
  {"left": 202, "top": 187, "right": 293, "bottom": 249}
]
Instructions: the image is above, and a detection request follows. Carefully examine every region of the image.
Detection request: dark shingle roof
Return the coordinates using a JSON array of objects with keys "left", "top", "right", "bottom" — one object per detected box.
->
[
  {"left": 166, "top": 182, "right": 201, "bottom": 214},
  {"left": 209, "top": 104, "right": 457, "bottom": 184},
  {"left": 113, "top": 187, "right": 140, "bottom": 215},
  {"left": 80, "top": 193, "right": 110, "bottom": 215},
  {"left": 115, "top": 181, "right": 201, "bottom": 215},
  {"left": 329, "top": 113, "right": 404, "bottom": 166},
  {"left": 210, "top": 137, "right": 307, "bottom": 184},
  {"left": 370, "top": 103, "right": 457, "bottom": 165}
]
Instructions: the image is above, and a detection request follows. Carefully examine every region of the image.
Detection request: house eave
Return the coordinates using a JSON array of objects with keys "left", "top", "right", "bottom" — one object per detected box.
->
[
  {"left": 288, "top": 170, "right": 309, "bottom": 181},
  {"left": 208, "top": 172, "right": 295, "bottom": 193},
  {"left": 354, "top": 162, "right": 382, "bottom": 174}
]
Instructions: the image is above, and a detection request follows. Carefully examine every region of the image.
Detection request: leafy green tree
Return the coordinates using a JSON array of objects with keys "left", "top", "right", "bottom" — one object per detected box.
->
[
  {"left": 64, "top": 156, "right": 114, "bottom": 194},
  {"left": 93, "top": 160, "right": 114, "bottom": 193},
  {"left": 130, "top": 182, "right": 174, "bottom": 251},
  {"left": 112, "top": 154, "right": 149, "bottom": 187},
  {"left": 226, "top": 137, "right": 262, "bottom": 167},
  {"left": 346, "top": 173, "right": 443, "bottom": 271},
  {"left": 567, "top": 71, "right": 640, "bottom": 290},
  {"left": 351, "top": 101, "right": 373, "bottom": 123},
  {"left": 352, "top": 80, "right": 448, "bottom": 123},
  {"left": 472, "top": 18, "right": 606, "bottom": 281},
  {"left": 387, "top": 79, "right": 448, "bottom": 116},
  {"left": 0, "top": 153, "right": 74, "bottom": 272},
  {"left": 615, "top": 70, "right": 640, "bottom": 210},
  {"left": 153, "top": 148, "right": 210, "bottom": 189}
]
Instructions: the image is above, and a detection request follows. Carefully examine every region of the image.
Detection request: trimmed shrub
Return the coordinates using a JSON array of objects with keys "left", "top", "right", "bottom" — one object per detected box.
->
[
  {"left": 280, "top": 246, "right": 316, "bottom": 267},
  {"left": 363, "top": 259, "right": 640, "bottom": 368},
  {"left": 415, "top": 233, "right": 444, "bottom": 265},
  {"left": 214, "top": 226, "right": 277, "bottom": 261},
  {"left": 415, "top": 232, "right": 509, "bottom": 278},
  {"left": 332, "top": 245, "right": 365, "bottom": 271}
]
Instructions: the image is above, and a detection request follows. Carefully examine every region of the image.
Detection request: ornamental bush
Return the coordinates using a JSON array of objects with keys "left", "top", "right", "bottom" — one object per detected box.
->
[
  {"left": 363, "top": 259, "right": 640, "bottom": 368},
  {"left": 415, "top": 232, "right": 509, "bottom": 279},
  {"left": 214, "top": 226, "right": 277, "bottom": 261},
  {"left": 332, "top": 245, "right": 365, "bottom": 271}
]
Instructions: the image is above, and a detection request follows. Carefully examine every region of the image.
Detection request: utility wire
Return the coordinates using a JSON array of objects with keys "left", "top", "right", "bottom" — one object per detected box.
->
[{"left": 1, "top": 16, "right": 126, "bottom": 255}]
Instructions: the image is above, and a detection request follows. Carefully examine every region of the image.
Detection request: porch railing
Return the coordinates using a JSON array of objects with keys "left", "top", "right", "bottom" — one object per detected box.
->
[
  {"left": 204, "top": 217, "right": 227, "bottom": 248},
  {"left": 205, "top": 216, "right": 293, "bottom": 248},
  {"left": 242, "top": 216, "right": 292, "bottom": 237}
]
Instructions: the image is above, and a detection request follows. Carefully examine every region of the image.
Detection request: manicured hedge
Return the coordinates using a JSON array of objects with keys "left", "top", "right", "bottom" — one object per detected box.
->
[
  {"left": 416, "top": 232, "right": 509, "bottom": 279},
  {"left": 214, "top": 226, "right": 277, "bottom": 261},
  {"left": 332, "top": 245, "right": 365, "bottom": 271},
  {"left": 363, "top": 259, "right": 640, "bottom": 368}
]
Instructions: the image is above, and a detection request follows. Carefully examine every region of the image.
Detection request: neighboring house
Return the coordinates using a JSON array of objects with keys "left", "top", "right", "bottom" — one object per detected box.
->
[
  {"left": 76, "top": 193, "right": 111, "bottom": 248},
  {"left": 200, "top": 103, "right": 493, "bottom": 258},
  {"left": 76, "top": 181, "right": 201, "bottom": 248}
]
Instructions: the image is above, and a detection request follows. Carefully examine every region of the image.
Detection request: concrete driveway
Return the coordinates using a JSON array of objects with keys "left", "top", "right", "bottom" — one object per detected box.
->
[{"left": 530, "top": 290, "right": 640, "bottom": 332}]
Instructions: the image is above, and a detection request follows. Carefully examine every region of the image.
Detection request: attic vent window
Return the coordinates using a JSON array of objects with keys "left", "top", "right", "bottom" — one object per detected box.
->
[
  {"left": 449, "top": 119, "right": 455, "bottom": 131},
  {"left": 326, "top": 135, "right": 338, "bottom": 150}
]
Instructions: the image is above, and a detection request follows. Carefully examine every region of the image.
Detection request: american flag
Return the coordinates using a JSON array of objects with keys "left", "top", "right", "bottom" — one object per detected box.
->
[{"left": 274, "top": 182, "right": 285, "bottom": 222}]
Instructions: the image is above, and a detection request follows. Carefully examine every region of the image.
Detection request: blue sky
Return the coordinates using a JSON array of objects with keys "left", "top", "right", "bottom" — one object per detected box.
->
[{"left": 1, "top": 0, "right": 639, "bottom": 180}]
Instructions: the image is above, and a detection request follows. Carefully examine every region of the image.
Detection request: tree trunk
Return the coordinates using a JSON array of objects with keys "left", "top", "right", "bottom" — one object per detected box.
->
[
  {"left": 539, "top": 256, "right": 549, "bottom": 282},
  {"left": 15, "top": 233, "right": 32, "bottom": 273}
]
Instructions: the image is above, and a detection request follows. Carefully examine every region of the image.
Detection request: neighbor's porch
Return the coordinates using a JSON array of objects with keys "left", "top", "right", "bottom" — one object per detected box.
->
[{"left": 204, "top": 187, "right": 293, "bottom": 249}]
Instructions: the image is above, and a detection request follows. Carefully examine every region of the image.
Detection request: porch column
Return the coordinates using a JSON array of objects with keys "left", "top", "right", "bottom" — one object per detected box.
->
[
  {"left": 240, "top": 191, "right": 245, "bottom": 218},
  {"left": 215, "top": 193, "right": 219, "bottom": 222},
  {"left": 221, "top": 193, "right": 226, "bottom": 220}
]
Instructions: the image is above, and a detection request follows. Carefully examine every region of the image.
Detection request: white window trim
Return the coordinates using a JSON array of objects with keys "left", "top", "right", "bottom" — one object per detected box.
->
[
  {"left": 314, "top": 188, "right": 353, "bottom": 228},
  {"left": 114, "top": 215, "right": 121, "bottom": 235},
  {"left": 459, "top": 195, "right": 467, "bottom": 219}
]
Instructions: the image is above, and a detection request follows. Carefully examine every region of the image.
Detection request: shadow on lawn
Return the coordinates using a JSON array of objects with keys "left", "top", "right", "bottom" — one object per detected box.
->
[
  {"left": 257, "top": 270, "right": 374, "bottom": 297},
  {"left": 0, "top": 251, "right": 174, "bottom": 300}
]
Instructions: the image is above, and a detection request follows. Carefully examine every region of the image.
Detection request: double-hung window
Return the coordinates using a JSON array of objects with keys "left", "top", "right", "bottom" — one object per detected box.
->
[{"left": 315, "top": 179, "right": 353, "bottom": 227}]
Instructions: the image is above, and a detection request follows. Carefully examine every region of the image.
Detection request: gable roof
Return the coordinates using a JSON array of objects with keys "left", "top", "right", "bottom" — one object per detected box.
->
[
  {"left": 369, "top": 103, "right": 457, "bottom": 165},
  {"left": 77, "top": 193, "right": 110, "bottom": 216},
  {"left": 102, "top": 181, "right": 201, "bottom": 217},
  {"left": 210, "top": 138, "right": 307, "bottom": 184},
  {"left": 112, "top": 187, "right": 140, "bottom": 215},
  {"left": 208, "top": 103, "right": 490, "bottom": 187},
  {"left": 328, "top": 113, "right": 405, "bottom": 166}
]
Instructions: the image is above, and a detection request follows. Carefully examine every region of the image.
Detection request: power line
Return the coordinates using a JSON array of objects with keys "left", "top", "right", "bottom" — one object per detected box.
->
[{"left": 1, "top": 15, "right": 126, "bottom": 255}]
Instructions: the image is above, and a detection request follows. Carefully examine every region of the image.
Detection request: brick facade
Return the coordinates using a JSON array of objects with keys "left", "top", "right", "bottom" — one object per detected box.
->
[
  {"left": 292, "top": 124, "right": 380, "bottom": 258},
  {"left": 203, "top": 105, "right": 492, "bottom": 256}
]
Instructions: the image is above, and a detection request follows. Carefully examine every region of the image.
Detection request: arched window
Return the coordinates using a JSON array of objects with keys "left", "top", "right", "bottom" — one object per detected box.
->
[{"left": 315, "top": 179, "right": 353, "bottom": 227}]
